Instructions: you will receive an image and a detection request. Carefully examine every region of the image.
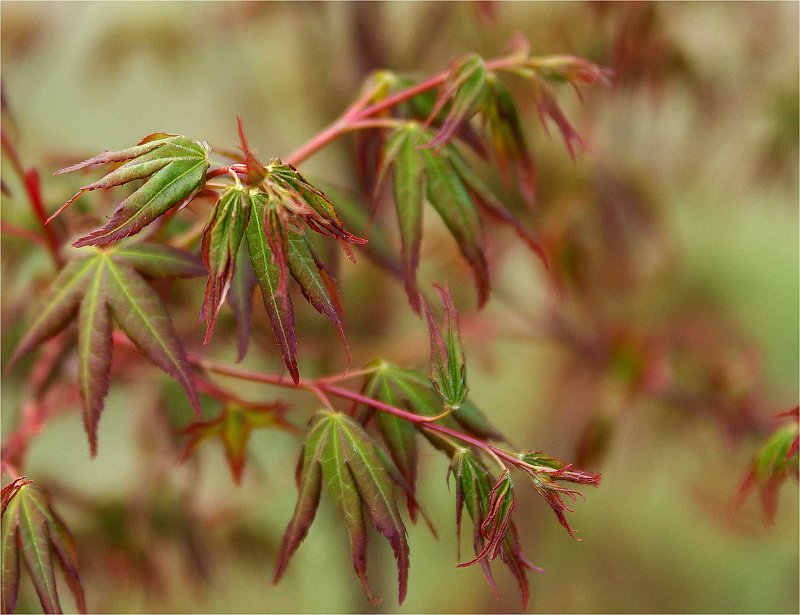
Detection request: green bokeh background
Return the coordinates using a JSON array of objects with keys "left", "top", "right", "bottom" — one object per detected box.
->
[{"left": 1, "top": 2, "right": 797, "bottom": 613}]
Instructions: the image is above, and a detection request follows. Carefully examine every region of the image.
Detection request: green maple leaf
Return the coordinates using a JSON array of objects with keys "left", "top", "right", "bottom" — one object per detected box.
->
[
  {"left": 422, "top": 284, "right": 468, "bottom": 409},
  {"left": 275, "top": 410, "right": 409, "bottom": 605},
  {"left": 50, "top": 133, "right": 210, "bottom": 246},
  {"left": 1, "top": 478, "right": 86, "bottom": 614},
  {"left": 9, "top": 242, "right": 205, "bottom": 455}
]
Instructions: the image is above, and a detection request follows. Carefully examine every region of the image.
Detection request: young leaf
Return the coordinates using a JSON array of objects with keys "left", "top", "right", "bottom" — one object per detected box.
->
[
  {"left": 200, "top": 186, "right": 250, "bottom": 344},
  {"left": 517, "top": 451, "right": 601, "bottom": 540},
  {"left": 422, "top": 284, "right": 468, "bottom": 409},
  {"left": 1, "top": 480, "right": 86, "bottom": 614},
  {"left": 180, "top": 397, "right": 294, "bottom": 484},
  {"left": 246, "top": 191, "right": 298, "bottom": 383},
  {"left": 275, "top": 411, "right": 410, "bottom": 605},
  {"left": 458, "top": 470, "right": 514, "bottom": 565},
  {"left": 53, "top": 134, "right": 210, "bottom": 246}
]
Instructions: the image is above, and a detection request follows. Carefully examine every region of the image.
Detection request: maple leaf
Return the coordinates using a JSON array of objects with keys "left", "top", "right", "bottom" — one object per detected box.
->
[
  {"left": 423, "top": 54, "right": 489, "bottom": 152},
  {"left": 180, "top": 385, "right": 296, "bottom": 484},
  {"left": 1, "top": 478, "right": 86, "bottom": 614},
  {"left": 448, "top": 451, "right": 540, "bottom": 608},
  {"left": 51, "top": 134, "right": 210, "bottom": 246},
  {"left": 735, "top": 409, "right": 799, "bottom": 524},
  {"left": 199, "top": 184, "right": 250, "bottom": 344},
  {"left": 275, "top": 410, "right": 409, "bottom": 605},
  {"left": 517, "top": 451, "right": 601, "bottom": 540},
  {"left": 8, "top": 242, "right": 204, "bottom": 455},
  {"left": 422, "top": 284, "right": 468, "bottom": 410}
]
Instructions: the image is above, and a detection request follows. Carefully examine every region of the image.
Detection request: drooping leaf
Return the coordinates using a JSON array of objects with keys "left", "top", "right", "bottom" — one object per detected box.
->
[
  {"left": 422, "top": 284, "right": 468, "bottom": 409},
  {"left": 419, "top": 147, "right": 489, "bottom": 307},
  {"left": 53, "top": 134, "right": 210, "bottom": 246},
  {"left": 1, "top": 480, "right": 86, "bottom": 614},
  {"left": 246, "top": 191, "right": 298, "bottom": 383},
  {"left": 381, "top": 123, "right": 425, "bottom": 310},
  {"left": 274, "top": 413, "right": 331, "bottom": 585},
  {"left": 180, "top": 394, "right": 294, "bottom": 484},
  {"left": 200, "top": 186, "right": 250, "bottom": 344},
  {"left": 447, "top": 146, "right": 548, "bottom": 267},
  {"left": 275, "top": 411, "right": 409, "bottom": 605},
  {"left": 458, "top": 469, "right": 514, "bottom": 565},
  {"left": 227, "top": 241, "right": 257, "bottom": 362},
  {"left": 77, "top": 259, "right": 111, "bottom": 456},
  {"left": 105, "top": 258, "right": 200, "bottom": 416},
  {"left": 286, "top": 231, "right": 347, "bottom": 355}
]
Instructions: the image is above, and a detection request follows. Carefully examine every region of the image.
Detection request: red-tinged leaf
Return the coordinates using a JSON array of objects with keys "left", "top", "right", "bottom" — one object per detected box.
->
[
  {"left": 39, "top": 506, "right": 86, "bottom": 614},
  {"left": 518, "top": 451, "right": 601, "bottom": 539},
  {"left": 382, "top": 124, "right": 425, "bottom": 311},
  {"left": 424, "top": 54, "right": 489, "bottom": 152},
  {"left": 105, "top": 258, "right": 200, "bottom": 415},
  {"left": 54, "top": 135, "right": 210, "bottom": 246},
  {"left": 499, "top": 523, "right": 543, "bottom": 610},
  {"left": 274, "top": 413, "right": 332, "bottom": 585},
  {"left": 2, "top": 482, "right": 87, "bottom": 614},
  {"left": 111, "top": 243, "right": 206, "bottom": 278},
  {"left": 534, "top": 86, "right": 586, "bottom": 161},
  {"left": 423, "top": 284, "right": 468, "bottom": 409},
  {"left": 419, "top": 148, "right": 489, "bottom": 307},
  {"left": 17, "top": 491, "right": 61, "bottom": 613},
  {"left": 236, "top": 117, "right": 268, "bottom": 183},
  {"left": 287, "top": 231, "right": 348, "bottom": 359},
  {"left": 447, "top": 147, "right": 548, "bottom": 267},
  {"left": 459, "top": 470, "right": 514, "bottom": 566},
  {"left": 448, "top": 449, "right": 498, "bottom": 598},
  {"left": 2, "top": 491, "right": 22, "bottom": 614},
  {"left": 335, "top": 415, "right": 410, "bottom": 604},
  {"left": 200, "top": 186, "right": 249, "bottom": 344},
  {"left": 181, "top": 399, "right": 293, "bottom": 484},
  {"left": 1, "top": 478, "right": 31, "bottom": 516},
  {"left": 227, "top": 243, "right": 257, "bottom": 362},
  {"left": 77, "top": 259, "right": 111, "bottom": 456},
  {"left": 484, "top": 76, "right": 538, "bottom": 204},
  {"left": 246, "top": 192, "right": 298, "bottom": 383},
  {"left": 322, "top": 417, "right": 376, "bottom": 604},
  {"left": 8, "top": 256, "right": 97, "bottom": 368}
]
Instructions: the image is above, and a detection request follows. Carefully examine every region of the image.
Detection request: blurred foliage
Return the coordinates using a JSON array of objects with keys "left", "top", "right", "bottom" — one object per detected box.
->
[{"left": 1, "top": 1, "right": 797, "bottom": 613}]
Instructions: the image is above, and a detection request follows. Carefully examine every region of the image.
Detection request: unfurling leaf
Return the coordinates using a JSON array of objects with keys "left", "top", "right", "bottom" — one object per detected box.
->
[
  {"left": 227, "top": 241, "right": 257, "bottom": 361},
  {"left": 517, "top": 451, "right": 601, "bottom": 540},
  {"left": 52, "top": 134, "right": 210, "bottom": 246},
  {"left": 735, "top": 410, "right": 799, "bottom": 524},
  {"left": 8, "top": 243, "right": 204, "bottom": 455},
  {"left": 1, "top": 479, "right": 86, "bottom": 614},
  {"left": 275, "top": 410, "right": 409, "bottom": 605},
  {"left": 180, "top": 392, "right": 294, "bottom": 484},
  {"left": 200, "top": 185, "right": 250, "bottom": 344},
  {"left": 423, "top": 285, "right": 468, "bottom": 409},
  {"left": 448, "top": 450, "right": 539, "bottom": 608}
]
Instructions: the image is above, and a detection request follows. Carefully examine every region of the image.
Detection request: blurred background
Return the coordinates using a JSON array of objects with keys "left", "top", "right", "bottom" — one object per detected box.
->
[{"left": 1, "top": 2, "right": 797, "bottom": 613}]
